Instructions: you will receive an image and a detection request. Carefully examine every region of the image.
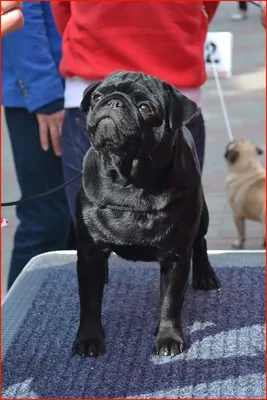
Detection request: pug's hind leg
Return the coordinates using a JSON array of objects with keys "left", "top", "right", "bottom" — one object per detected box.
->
[
  {"left": 192, "top": 199, "right": 220, "bottom": 290},
  {"left": 262, "top": 214, "right": 265, "bottom": 248},
  {"left": 232, "top": 216, "right": 245, "bottom": 249},
  {"left": 72, "top": 245, "right": 110, "bottom": 357}
]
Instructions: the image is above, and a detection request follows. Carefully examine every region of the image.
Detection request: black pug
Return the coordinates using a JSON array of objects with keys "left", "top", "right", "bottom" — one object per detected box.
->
[{"left": 73, "top": 71, "right": 220, "bottom": 358}]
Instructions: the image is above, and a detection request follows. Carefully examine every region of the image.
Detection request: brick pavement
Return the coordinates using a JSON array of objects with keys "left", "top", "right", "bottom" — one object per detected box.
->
[{"left": 1, "top": 2, "right": 266, "bottom": 295}]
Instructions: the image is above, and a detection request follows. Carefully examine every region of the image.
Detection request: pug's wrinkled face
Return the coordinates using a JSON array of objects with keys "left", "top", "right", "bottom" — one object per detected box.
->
[
  {"left": 80, "top": 71, "right": 199, "bottom": 166},
  {"left": 224, "top": 139, "right": 264, "bottom": 171}
]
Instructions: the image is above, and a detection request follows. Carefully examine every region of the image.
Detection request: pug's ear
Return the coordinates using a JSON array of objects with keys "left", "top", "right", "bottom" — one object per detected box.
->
[
  {"left": 256, "top": 146, "right": 264, "bottom": 155},
  {"left": 167, "top": 84, "right": 200, "bottom": 132},
  {"left": 80, "top": 81, "right": 102, "bottom": 113}
]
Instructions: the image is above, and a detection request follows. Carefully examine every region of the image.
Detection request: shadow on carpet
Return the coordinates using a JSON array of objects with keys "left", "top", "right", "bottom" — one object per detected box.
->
[{"left": 2, "top": 253, "right": 266, "bottom": 398}]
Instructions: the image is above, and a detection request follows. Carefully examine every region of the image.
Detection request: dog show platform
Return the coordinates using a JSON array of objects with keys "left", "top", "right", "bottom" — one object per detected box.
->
[{"left": 2, "top": 250, "right": 266, "bottom": 398}]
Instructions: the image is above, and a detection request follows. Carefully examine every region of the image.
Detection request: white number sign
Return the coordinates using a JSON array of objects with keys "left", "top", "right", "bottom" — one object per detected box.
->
[{"left": 205, "top": 32, "right": 233, "bottom": 78}]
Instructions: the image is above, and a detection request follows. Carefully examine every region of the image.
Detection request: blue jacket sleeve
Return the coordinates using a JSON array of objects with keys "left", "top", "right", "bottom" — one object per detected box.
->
[{"left": 3, "top": 1, "right": 64, "bottom": 113}]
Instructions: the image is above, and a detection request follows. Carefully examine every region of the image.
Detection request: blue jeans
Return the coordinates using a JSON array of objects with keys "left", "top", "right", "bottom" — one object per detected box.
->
[
  {"left": 5, "top": 107, "right": 71, "bottom": 289},
  {"left": 62, "top": 108, "right": 206, "bottom": 221}
]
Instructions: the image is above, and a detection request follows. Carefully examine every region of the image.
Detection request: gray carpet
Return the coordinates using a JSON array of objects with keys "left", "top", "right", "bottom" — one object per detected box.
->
[{"left": 2, "top": 251, "right": 266, "bottom": 398}]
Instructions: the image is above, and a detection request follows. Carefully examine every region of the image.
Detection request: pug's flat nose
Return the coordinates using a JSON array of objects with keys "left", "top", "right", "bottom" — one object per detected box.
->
[{"left": 107, "top": 99, "right": 124, "bottom": 109}]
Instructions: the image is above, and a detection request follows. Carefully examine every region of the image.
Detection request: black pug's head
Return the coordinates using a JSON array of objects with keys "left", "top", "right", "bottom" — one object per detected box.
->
[{"left": 80, "top": 71, "right": 199, "bottom": 187}]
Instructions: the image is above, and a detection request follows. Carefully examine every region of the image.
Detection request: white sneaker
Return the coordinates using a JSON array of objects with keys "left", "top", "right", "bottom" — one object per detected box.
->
[{"left": 231, "top": 11, "right": 247, "bottom": 21}]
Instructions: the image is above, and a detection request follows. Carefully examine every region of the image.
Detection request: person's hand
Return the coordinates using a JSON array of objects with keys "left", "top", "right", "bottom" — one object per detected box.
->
[
  {"left": 260, "top": 1, "right": 266, "bottom": 28},
  {"left": 1, "top": 1, "right": 24, "bottom": 36},
  {"left": 36, "top": 110, "right": 65, "bottom": 157}
]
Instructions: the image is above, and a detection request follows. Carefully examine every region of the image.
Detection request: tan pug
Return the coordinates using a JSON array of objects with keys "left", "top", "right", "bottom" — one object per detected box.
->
[{"left": 224, "top": 140, "right": 266, "bottom": 249}]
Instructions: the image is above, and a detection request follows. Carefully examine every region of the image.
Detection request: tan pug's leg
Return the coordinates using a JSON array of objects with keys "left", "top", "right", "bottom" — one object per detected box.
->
[
  {"left": 232, "top": 216, "right": 245, "bottom": 249},
  {"left": 262, "top": 214, "right": 265, "bottom": 248}
]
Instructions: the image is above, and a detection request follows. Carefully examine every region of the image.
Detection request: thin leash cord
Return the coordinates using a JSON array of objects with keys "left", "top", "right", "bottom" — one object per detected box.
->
[
  {"left": 209, "top": 48, "right": 234, "bottom": 142},
  {"left": 250, "top": 2, "right": 260, "bottom": 8},
  {"left": 1, "top": 113, "right": 87, "bottom": 208},
  {"left": 211, "top": 0, "right": 260, "bottom": 138},
  {"left": 1, "top": 171, "right": 82, "bottom": 207}
]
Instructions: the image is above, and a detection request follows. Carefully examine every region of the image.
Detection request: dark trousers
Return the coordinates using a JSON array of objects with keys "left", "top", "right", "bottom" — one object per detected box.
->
[
  {"left": 239, "top": 2, "right": 248, "bottom": 11},
  {"left": 5, "top": 107, "right": 71, "bottom": 289},
  {"left": 61, "top": 108, "right": 206, "bottom": 221}
]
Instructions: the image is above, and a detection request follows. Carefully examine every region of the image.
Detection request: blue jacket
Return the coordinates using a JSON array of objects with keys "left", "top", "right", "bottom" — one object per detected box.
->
[{"left": 2, "top": 1, "right": 64, "bottom": 114}]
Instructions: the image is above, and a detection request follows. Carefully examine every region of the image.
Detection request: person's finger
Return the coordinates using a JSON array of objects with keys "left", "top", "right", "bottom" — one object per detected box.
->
[
  {"left": 1, "top": 1, "right": 22, "bottom": 14},
  {"left": 56, "top": 117, "right": 65, "bottom": 138},
  {"left": 38, "top": 119, "right": 50, "bottom": 152},
  {"left": 49, "top": 122, "right": 62, "bottom": 156},
  {"left": 1, "top": 8, "right": 24, "bottom": 36},
  {"left": 55, "top": 110, "right": 65, "bottom": 133}
]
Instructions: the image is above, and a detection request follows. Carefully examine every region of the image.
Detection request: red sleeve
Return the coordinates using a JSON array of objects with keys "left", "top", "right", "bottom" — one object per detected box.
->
[
  {"left": 203, "top": 1, "right": 220, "bottom": 22},
  {"left": 51, "top": 1, "right": 71, "bottom": 36}
]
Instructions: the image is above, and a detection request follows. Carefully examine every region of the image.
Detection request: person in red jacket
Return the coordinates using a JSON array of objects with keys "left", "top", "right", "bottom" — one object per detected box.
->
[{"left": 51, "top": 1, "right": 219, "bottom": 220}]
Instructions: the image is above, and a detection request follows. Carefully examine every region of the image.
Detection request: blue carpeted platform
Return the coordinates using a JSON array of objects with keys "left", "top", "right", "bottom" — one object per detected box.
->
[{"left": 2, "top": 251, "right": 266, "bottom": 398}]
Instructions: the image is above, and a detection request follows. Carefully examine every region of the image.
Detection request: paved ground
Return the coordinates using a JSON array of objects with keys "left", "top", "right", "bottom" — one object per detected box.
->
[{"left": 1, "top": 2, "right": 266, "bottom": 296}]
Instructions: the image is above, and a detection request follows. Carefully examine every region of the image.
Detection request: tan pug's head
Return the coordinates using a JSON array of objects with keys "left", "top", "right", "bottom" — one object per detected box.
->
[{"left": 224, "top": 140, "right": 264, "bottom": 173}]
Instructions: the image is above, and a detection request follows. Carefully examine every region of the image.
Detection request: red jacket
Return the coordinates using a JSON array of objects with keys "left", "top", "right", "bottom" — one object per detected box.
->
[{"left": 52, "top": 1, "right": 219, "bottom": 88}]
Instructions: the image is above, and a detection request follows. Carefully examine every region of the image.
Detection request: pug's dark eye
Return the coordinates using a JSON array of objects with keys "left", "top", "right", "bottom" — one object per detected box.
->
[
  {"left": 139, "top": 103, "right": 153, "bottom": 115},
  {"left": 91, "top": 93, "right": 102, "bottom": 102}
]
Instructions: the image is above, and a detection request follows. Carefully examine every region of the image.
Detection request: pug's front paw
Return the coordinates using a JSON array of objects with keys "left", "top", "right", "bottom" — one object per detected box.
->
[
  {"left": 232, "top": 238, "right": 244, "bottom": 249},
  {"left": 156, "top": 325, "right": 186, "bottom": 357},
  {"left": 72, "top": 324, "right": 106, "bottom": 357}
]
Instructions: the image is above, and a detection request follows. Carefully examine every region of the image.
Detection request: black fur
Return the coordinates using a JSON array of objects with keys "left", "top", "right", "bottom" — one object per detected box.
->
[{"left": 73, "top": 71, "right": 220, "bottom": 358}]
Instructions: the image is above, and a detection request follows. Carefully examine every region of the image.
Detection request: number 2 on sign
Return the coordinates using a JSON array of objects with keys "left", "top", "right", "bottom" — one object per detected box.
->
[{"left": 205, "top": 42, "right": 219, "bottom": 63}]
